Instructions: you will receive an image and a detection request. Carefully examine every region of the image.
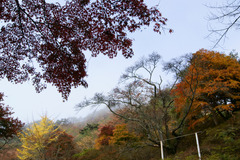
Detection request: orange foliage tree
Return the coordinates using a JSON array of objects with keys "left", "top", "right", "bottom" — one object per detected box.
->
[{"left": 172, "top": 49, "right": 240, "bottom": 128}]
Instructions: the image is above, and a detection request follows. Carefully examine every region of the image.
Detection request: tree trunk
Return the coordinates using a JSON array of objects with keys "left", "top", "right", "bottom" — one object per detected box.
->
[{"left": 211, "top": 110, "right": 219, "bottom": 126}]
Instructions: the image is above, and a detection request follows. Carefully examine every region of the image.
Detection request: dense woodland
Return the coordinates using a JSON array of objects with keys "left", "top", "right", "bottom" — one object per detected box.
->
[{"left": 0, "top": 0, "right": 240, "bottom": 160}]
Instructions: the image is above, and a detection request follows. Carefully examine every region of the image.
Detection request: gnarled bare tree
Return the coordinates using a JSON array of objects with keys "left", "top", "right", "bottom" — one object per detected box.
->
[{"left": 77, "top": 53, "right": 177, "bottom": 153}]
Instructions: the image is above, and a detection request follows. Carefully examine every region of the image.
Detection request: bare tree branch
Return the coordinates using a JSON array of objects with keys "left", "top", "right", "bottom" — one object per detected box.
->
[{"left": 207, "top": 0, "right": 240, "bottom": 47}]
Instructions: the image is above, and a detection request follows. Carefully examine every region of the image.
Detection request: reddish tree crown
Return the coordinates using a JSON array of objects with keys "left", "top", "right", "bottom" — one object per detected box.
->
[{"left": 0, "top": 0, "right": 170, "bottom": 99}]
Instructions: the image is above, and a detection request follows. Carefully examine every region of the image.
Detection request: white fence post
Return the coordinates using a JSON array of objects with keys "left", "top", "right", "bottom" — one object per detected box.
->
[
  {"left": 195, "top": 132, "right": 201, "bottom": 160},
  {"left": 160, "top": 140, "right": 164, "bottom": 160}
]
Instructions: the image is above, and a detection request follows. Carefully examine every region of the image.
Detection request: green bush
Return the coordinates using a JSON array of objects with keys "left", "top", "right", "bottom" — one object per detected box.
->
[
  {"left": 206, "top": 153, "right": 238, "bottom": 160},
  {"left": 185, "top": 155, "right": 198, "bottom": 160},
  {"left": 73, "top": 148, "right": 100, "bottom": 160}
]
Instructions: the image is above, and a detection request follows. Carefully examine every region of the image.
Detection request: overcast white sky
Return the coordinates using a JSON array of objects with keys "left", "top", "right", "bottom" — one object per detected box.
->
[{"left": 1, "top": 0, "right": 240, "bottom": 123}]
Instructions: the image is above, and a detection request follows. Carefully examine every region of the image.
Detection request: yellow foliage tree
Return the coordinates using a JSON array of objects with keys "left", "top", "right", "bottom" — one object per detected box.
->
[
  {"left": 110, "top": 124, "right": 139, "bottom": 145},
  {"left": 17, "top": 116, "right": 61, "bottom": 160}
]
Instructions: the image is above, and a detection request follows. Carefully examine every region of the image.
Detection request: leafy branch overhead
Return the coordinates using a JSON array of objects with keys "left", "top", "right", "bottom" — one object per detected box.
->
[{"left": 0, "top": 0, "right": 171, "bottom": 100}]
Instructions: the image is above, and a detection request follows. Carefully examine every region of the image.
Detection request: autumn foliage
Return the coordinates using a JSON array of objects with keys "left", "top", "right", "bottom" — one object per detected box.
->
[
  {"left": 110, "top": 124, "right": 139, "bottom": 145},
  {"left": 95, "top": 124, "right": 114, "bottom": 149},
  {"left": 0, "top": 93, "right": 23, "bottom": 143},
  {"left": 94, "top": 122, "right": 139, "bottom": 149},
  {"left": 0, "top": 0, "right": 170, "bottom": 99},
  {"left": 173, "top": 49, "right": 240, "bottom": 127},
  {"left": 46, "top": 131, "right": 77, "bottom": 160},
  {"left": 17, "top": 116, "right": 77, "bottom": 160}
]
